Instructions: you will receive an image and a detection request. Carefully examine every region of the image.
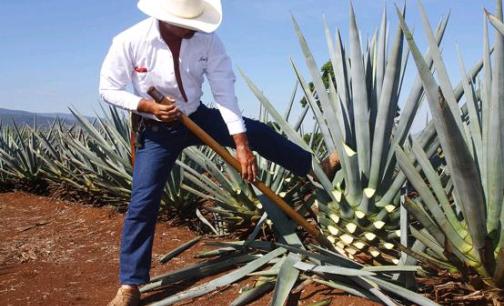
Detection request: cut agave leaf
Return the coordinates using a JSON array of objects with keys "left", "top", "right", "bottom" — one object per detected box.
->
[{"left": 149, "top": 248, "right": 287, "bottom": 306}]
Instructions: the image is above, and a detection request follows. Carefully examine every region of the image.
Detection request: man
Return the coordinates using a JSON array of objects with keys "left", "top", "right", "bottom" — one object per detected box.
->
[{"left": 100, "top": 0, "right": 339, "bottom": 305}]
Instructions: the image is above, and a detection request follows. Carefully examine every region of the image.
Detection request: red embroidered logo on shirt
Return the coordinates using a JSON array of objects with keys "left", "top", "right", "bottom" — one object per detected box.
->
[{"left": 134, "top": 66, "right": 148, "bottom": 73}]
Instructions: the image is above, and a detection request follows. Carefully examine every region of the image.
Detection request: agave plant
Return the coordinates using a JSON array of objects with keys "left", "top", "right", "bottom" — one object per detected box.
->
[
  {"left": 0, "top": 122, "right": 45, "bottom": 184},
  {"left": 239, "top": 4, "right": 487, "bottom": 265},
  {"left": 30, "top": 119, "right": 93, "bottom": 192},
  {"left": 0, "top": 123, "right": 11, "bottom": 184},
  {"left": 394, "top": 0, "right": 504, "bottom": 286}
]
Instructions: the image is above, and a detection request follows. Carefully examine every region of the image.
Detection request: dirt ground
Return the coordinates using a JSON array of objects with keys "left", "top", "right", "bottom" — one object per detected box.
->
[{"left": 0, "top": 191, "right": 381, "bottom": 306}]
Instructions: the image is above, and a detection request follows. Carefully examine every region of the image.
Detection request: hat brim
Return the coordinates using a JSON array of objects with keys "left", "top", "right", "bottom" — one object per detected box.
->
[{"left": 138, "top": 0, "right": 222, "bottom": 33}]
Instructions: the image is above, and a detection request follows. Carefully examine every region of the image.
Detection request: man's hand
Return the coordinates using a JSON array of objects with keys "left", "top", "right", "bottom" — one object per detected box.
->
[
  {"left": 232, "top": 133, "right": 257, "bottom": 183},
  {"left": 137, "top": 98, "right": 181, "bottom": 122}
]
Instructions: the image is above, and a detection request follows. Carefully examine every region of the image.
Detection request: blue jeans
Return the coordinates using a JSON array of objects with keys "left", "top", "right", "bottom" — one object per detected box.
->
[{"left": 119, "top": 103, "right": 312, "bottom": 285}]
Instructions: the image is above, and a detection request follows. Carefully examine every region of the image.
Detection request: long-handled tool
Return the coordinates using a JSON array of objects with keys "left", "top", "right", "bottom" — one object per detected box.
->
[{"left": 147, "top": 86, "right": 336, "bottom": 251}]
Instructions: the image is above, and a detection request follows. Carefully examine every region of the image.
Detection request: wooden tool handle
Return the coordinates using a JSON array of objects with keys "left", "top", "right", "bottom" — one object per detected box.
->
[
  {"left": 147, "top": 87, "right": 166, "bottom": 104},
  {"left": 147, "top": 87, "right": 335, "bottom": 251}
]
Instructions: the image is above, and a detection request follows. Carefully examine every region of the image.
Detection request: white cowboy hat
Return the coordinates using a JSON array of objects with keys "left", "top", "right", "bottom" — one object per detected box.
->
[{"left": 137, "top": 0, "right": 222, "bottom": 33}]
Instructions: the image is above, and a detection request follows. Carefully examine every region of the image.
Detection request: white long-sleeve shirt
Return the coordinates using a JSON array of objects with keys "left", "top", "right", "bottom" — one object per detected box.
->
[{"left": 99, "top": 17, "right": 246, "bottom": 135}]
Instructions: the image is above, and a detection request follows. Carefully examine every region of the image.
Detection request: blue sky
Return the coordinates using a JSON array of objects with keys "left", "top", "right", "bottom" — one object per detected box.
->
[{"left": 0, "top": 0, "right": 498, "bottom": 131}]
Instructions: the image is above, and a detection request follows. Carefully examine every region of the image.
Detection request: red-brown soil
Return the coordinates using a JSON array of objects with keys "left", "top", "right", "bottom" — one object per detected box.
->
[{"left": 0, "top": 191, "right": 380, "bottom": 306}]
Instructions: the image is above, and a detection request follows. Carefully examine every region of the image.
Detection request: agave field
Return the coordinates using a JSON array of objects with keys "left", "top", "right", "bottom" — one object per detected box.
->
[{"left": 3, "top": 0, "right": 504, "bottom": 305}]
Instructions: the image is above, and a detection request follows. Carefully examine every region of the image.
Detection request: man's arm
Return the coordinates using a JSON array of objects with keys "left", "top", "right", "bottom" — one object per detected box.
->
[
  {"left": 99, "top": 36, "right": 180, "bottom": 122},
  {"left": 206, "top": 33, "right": 257, "bottom": 182}
]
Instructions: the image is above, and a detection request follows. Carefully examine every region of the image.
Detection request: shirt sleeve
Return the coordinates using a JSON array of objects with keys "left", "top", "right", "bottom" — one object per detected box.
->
[
  {"left": 205, "top": 34, "right": 247, "bottom": 135},
  {"left": 99, "top": 36, "right": 160, "bottom": 121}
]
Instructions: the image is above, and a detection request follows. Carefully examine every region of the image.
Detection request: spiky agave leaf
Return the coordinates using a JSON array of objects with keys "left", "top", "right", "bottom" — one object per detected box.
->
[{"left": 394, "top": 0, "right": 504, "bottom": 282}]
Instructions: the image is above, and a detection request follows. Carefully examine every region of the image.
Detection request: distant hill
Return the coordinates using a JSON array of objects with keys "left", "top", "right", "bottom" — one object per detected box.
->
[{"left": 0, "top": 107, "right": 94, "bottom": 128}]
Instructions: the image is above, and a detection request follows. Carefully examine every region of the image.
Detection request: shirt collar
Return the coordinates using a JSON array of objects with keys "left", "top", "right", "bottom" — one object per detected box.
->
[
  {"left": 146, "top": 18, "right": 163, "bottom": 43},
  {"left": 146, "top": 17, "right": 200, "bottom": 44}
]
